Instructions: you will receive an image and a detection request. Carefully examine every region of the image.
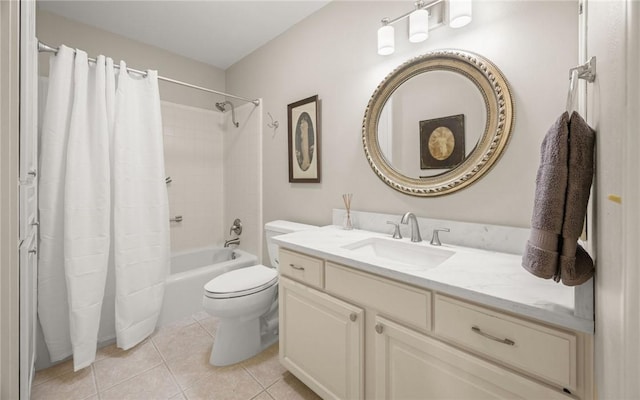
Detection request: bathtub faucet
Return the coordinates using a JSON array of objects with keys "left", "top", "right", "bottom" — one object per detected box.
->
[{"left": 224, "top": 237, "right": 240, "bottom": 248}]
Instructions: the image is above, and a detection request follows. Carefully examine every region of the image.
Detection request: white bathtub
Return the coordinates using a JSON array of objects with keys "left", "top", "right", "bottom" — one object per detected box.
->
[{"left": 157, "top": 246, "right": 258, "bottom": 326}]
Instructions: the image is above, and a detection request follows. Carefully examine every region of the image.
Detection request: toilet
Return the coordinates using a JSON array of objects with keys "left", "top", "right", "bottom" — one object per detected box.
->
[{"left": 203, "top": 220, "right": 316, "bottom": 366}]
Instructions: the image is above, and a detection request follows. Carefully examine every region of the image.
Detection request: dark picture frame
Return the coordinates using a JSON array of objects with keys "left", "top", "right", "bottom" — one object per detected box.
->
[
  {"left": 420, "top": 114, "right": 466, "bottom": 169},
  {"left": 288, "top": 95, "right": 320, "bottom": 183}
]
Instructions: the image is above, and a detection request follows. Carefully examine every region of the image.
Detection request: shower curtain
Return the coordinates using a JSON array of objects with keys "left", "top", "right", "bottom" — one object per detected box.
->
[{"left": 38, "top": 45, "right": 170, "bottom": 371}]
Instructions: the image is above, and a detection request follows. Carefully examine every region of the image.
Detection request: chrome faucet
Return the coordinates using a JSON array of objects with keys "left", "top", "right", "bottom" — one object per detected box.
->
[
  {"left": 224, "top": 237, "right": 240, "bottom": 247},
  {"left": 400, "top": 212, "right": 422, "bottom": 242}
]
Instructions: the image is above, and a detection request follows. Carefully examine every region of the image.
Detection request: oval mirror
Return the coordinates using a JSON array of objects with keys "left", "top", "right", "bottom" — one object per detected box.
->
[{"left": 362, "top": 50, "right": 515, "bottom": 196}]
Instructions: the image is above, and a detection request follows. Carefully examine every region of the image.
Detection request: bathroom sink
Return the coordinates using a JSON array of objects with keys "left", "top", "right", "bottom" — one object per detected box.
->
[{"left": 342, "top": 237, "right": 455, "bottom": 270}]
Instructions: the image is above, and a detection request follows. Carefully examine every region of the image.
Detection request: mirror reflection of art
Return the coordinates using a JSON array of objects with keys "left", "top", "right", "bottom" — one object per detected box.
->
[
  {"left": 288, "top": 95, "right": 320, "bottom": 183},
  {"left": 420, "top": 114, "right": 465, "bottom": 169}
]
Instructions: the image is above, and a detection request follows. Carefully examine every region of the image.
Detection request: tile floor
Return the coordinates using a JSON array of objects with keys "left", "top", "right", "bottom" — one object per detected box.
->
[{"left": 31, "top": 312, "right": 321, "bottom": 400}]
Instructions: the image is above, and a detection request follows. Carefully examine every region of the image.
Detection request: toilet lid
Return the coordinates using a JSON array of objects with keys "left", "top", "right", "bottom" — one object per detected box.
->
[{"left": 204, "top": 265, "right": 278, "bottom": 299}]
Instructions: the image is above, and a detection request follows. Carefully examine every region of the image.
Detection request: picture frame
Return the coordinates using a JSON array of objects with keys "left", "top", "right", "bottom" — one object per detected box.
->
[
  {"left": 288, "top": 95, "right": 320, "bottom": 183},
  {"left": 419, "top": 114, "right": 466, "bottom": 169}
]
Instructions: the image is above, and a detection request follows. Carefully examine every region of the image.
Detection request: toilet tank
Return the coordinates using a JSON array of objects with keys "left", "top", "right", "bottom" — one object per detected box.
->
[{"left": 265, "top": 220, "right": 317, "bottom": 268}]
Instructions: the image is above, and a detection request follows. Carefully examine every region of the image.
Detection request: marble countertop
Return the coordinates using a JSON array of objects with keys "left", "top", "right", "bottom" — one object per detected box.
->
[{"left": 273, "top": 225, "right": 594, "bottom": 334}]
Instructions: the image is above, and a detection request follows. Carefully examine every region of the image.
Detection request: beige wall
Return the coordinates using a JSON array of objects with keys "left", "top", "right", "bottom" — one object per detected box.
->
[
  {"left": 36, "top": 9, "right": 226, "bottom": 109},
  {"left": 226, "top": 1, "right": 578, "bottom": 229}
]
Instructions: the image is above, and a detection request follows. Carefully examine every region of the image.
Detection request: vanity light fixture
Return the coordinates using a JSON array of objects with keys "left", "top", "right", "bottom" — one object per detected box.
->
[
  {"left": 448, "top": 0, "right": 472, "bottom": 28},
  {"left": 377, "top": 18, "right": 395, "bottom": 55},
  {"left": 377, "top": 0, "right": 472, "bottom": 55},
  {"left": 409, "top": 4, "right": 429, "bottom": 43}
]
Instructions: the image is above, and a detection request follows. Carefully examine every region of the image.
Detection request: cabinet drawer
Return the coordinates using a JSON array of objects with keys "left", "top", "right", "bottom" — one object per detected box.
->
[
  {"left": 325, "top": 262, "right": 431, "bottom": 332},
  {"left": 434, "top": 295, "right": 577, "bottom": 391},
  {"left": 279, "top": 249, "right": 324, "bottom": 289}
]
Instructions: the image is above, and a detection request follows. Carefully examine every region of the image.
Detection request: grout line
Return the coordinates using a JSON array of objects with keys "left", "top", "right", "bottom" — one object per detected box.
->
[
  {"left": 97, "top": 360, "right": 164, "bottom": 394},
  {"left": 249, "top": 390, "right": 270, "bottom": 400},
  {"left": 195, "top": 320, "right": 214, "bottom": 338},
  {"left": 242, "top": 365, "right": 266, "bottom": 389},
  {"left": 90, "top": 364, "right": 101, "bottom": 400},
  {"left": 32, "top": 358, "right": 75, "bottom": 387},
  {"left": 264, "top": 375, "right": 285, "bottom": 391},
  {"left": 94, "top": 341, "right": 164, "bottom": 393},
  {"left": 150, "top": 338, "right": 180, "bottom": 382},
  {"left": 150, "top": 335, "right": 190, "bottom": 398}
]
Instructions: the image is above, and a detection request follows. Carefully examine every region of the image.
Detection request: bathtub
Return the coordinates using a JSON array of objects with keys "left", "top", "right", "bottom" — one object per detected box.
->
[{"left": 157, "top": 246, "right": 258, "bottom": 327}]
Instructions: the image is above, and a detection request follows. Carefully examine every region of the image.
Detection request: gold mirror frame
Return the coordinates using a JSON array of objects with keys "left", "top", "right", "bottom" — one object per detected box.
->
[{"left": 362, "top": 49, "right": 515, "bottom": 196}]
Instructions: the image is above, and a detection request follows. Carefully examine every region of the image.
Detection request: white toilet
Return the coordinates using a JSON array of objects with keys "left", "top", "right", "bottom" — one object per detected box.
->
[{"left": 203, "top": 220, "right": 316, "bottom": 366}]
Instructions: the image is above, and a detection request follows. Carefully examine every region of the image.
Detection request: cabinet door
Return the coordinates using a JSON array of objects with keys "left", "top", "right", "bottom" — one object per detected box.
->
[
  {"left": 374, "top": 316, "right": 571, "bottom": 400},
  {"left": 279, "top": 276, "right": 364, "bottom": 400}
]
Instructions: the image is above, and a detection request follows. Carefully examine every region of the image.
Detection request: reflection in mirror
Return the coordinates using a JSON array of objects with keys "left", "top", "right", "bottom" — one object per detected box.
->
[
  {"left": 377, "top": 70, "right": 487, "bottom": 178},
  {"left": 362, "top": 49, "right": 515, "bottom": 196}
]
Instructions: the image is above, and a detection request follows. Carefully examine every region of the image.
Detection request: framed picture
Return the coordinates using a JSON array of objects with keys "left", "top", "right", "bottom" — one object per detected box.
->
[
  {"left": 288, "top": 95, "right": 320, "bottom": 182},
  {"left": 420, "top": 114, "right": 466, "bottom": 169}
]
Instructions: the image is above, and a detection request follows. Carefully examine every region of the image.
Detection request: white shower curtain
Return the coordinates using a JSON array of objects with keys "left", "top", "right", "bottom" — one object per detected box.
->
[
  {"left": 38, "top": 46, "right": 170, "bottom": 370},
  {"left": 113, "top": 62, "right": 170, "bottom": 349}
]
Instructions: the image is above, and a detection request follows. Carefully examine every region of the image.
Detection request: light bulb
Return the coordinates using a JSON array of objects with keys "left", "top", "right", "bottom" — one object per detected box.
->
[
  {"left": 377, "top": 24, "right": 395, "bottom": 56},
  {"left": 409, "top": 8, "right": 429, "bottom": 43},
  {"left": 448, "top": 0, "right": 472, "bottom": 28}
]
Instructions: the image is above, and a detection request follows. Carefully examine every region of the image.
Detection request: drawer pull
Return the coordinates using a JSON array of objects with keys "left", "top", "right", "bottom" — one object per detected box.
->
[
  {"left": 28, "top": 248, "right": 37, "bottom": 255},
  {"left": 289, "top": 264, "right": 305, "bottom": 271},
  {"left": 349, "top": 313, "right": 357, "bottom": 322},
  {"left": 375, "top": 323, "right": 384, "bottom": 334},
  {"left": 471, "top": 326, "right": 515, "bottom": 346}
]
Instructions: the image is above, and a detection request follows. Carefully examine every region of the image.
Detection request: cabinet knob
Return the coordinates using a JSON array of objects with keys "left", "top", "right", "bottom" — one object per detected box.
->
[
  {"left": 375, "top": 323, "right": 384, "bottom": 334},
  {"left": 349, "top": 313, "right": 357, "bottom": 322}
]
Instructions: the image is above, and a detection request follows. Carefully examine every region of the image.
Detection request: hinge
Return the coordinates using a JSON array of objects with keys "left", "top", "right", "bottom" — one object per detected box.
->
[{"left": 579, "top": 1, "right": 584, "bottom": 15}]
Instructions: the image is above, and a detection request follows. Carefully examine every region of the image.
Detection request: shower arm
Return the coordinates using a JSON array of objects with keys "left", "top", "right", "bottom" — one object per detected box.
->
[
  {"left": 217, "top": 101, "right": 240, "bottom": 128},
  {"left": 229, "top": 103, "right": 239, "bottom": 128}
]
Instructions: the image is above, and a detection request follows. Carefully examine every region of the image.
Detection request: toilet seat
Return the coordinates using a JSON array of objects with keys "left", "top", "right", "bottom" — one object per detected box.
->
[{"left": 204, "top": 265, "right": 278, "bottom": 299}]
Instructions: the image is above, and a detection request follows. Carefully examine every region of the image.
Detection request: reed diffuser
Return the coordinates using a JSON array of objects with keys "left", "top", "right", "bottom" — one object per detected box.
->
[{"left": 342, "top": 193, "right": 353, "bottom": 230}]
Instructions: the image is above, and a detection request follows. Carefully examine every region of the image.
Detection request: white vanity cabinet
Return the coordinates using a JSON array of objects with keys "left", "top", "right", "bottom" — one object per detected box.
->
[
  {"left": 278, "top": 248, "right": 593, "bottom": 400},
  {"left": 279, "top": 251, "right": 364, "bottom": 400}
]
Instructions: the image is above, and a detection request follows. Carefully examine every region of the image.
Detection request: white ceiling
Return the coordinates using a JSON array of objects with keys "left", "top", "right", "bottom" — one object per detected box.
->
[{"left": 38, "top": 1, "right": 331, "bottom": 70}]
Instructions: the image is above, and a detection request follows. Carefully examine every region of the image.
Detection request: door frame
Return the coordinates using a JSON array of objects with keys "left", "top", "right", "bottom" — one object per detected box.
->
[{"left": 0, "top": 0, "right": 21, "bottom": 398}]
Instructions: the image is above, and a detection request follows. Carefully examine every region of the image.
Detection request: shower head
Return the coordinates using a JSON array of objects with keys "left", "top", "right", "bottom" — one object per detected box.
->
[{"left": 215, "top": 101, "right": 239, "bottom": 127}]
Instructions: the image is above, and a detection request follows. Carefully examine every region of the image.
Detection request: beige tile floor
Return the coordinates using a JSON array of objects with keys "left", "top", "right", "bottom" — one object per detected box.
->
[{"left": 32, "top": 312, "right": 321, "bottom": 400}]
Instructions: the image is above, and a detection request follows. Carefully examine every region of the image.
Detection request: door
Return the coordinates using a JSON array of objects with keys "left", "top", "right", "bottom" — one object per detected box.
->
[
  {"left": 374, "top": 316, "right": 570, "bottom": 400},
  {"left": 19, "top": 0, "right": 38, "bottom": 397},
  {"left": 279, "top": 276, "right": 364, "bottom": 400}
]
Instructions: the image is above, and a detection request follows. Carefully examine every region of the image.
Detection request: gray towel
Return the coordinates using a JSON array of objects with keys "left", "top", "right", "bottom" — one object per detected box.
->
[
  {"left": 522, "top": 113, "right": 569, "bottom": 279},
  {"left": 558, "top": 112, "right": 595, "bottom": 285},
  {"left": 522, "top": 112, "right": 595, "bottom": 286}
]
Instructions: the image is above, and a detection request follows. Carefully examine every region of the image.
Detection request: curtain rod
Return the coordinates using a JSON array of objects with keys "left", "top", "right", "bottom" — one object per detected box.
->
[{"left": 37, "top": 40, "right": 260, "bottom": 106}]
